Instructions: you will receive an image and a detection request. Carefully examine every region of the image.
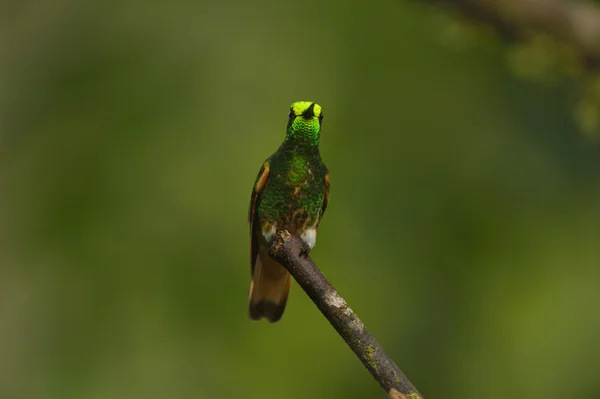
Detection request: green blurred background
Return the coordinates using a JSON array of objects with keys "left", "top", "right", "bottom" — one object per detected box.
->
[{"left": 2, "top": 1, "right": 600, "bottom": 398}]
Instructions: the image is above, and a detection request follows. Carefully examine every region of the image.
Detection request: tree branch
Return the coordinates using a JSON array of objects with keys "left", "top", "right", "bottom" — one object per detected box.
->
[
  {"left": 421, "top": 0, "right": 600, "bottom": 69},
  {"left": 269, "top": 229, "right": 423, "bottom": 399}
]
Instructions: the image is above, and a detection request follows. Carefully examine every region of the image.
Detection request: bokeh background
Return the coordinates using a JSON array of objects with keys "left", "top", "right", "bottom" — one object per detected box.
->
[{"left": 2, "top": 1, "right": 600, "bottom": 398}]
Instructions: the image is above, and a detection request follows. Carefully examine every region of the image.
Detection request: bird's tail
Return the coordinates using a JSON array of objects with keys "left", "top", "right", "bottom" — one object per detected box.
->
[{"left": 248, "top": 251, "right": 291, "bottom": 322}]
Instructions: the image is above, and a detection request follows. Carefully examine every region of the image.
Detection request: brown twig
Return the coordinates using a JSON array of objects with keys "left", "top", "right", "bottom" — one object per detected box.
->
[{"left": 269, "top": 229, "right": 423, "bottom": 399}]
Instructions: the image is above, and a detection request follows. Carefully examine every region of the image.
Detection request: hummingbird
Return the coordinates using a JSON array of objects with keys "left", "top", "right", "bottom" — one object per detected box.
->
[{"left": 248, "top": 101, "right": 330, "bottom": 322}]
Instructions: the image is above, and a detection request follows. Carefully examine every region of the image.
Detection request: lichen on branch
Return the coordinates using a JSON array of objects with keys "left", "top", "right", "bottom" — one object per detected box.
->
[{"left": 269, "top": 229, "right": 423, "bottom": 398}]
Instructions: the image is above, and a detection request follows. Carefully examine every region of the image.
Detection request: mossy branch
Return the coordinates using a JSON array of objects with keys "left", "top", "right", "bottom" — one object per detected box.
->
[
  {"left": 418, "top": 0, "right": 600, "bottom": 135},
  {"left": 269, "top": 229, "right": 423, "bottom": 399},
  {"left": 420, "top": 0, "right": 600, "bottom": 68}
]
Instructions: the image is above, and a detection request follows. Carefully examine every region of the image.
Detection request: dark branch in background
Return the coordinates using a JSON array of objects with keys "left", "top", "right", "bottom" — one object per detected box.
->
[
  {"left": 420, "top": 0, "right": 600, "bottom": 69},
  {"left": 415, "top": 0, "right": 600, "bottom": 135},
  {"left": 269, "top": 230, "right": 423, "bottom": 399}
]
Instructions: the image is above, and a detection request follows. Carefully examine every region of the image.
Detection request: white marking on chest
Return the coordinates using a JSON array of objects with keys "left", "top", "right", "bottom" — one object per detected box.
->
[
  {"left": 300, "top": 228, "right": 317, "bottom": 249},
  {"left": 262, "top": 224, "right": 277, "bottom": 243}
]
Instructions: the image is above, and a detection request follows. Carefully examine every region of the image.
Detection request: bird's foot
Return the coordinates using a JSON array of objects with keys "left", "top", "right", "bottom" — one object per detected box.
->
[{"left": 299, "top": 242, "right": 311, "bottom": 258}]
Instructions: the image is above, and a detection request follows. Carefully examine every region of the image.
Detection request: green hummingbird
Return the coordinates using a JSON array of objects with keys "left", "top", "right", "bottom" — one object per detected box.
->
[{"left": 248, "top": 101, "right": 330, "bottom": 322}]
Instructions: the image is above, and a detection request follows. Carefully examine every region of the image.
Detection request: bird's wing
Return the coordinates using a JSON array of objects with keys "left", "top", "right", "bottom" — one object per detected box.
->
[
  {"left": 249, "top": 159, "right": 270, "bottom": 274},
  {"left": 319, "top": 171, "right": 330, "bottom": 223}
]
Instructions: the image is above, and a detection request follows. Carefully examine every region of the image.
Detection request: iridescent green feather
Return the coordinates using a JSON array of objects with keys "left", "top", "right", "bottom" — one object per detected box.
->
[
  {"left": 252, "top": 101, "right": 329, "bottom": 236},
  {"left": 247, "top": 101, "right": 330, "bottom": 322}
]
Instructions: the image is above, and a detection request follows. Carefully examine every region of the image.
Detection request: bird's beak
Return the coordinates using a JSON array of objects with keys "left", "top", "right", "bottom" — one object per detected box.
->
[{"left": 302, "top": 103, "right": 316, "bottom": 118}]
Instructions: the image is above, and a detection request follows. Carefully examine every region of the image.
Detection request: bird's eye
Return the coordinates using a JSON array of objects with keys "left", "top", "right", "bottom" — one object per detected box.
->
[{"left": 288, "top": 110, "right": 295, "bottom": 119}]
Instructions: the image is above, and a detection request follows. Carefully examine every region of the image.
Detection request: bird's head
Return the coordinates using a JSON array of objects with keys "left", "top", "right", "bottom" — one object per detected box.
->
[{"left": 285, "top": 101, "right": 323, "bottom": 145}]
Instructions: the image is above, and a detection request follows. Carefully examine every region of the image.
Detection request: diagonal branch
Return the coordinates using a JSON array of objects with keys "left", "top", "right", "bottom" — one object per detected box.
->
[
  {"left": 269, "top": 229, "right": 423, "bottom": 399},
  {"left": 421, "top": 0, "right": 600, "bottom": 69}
]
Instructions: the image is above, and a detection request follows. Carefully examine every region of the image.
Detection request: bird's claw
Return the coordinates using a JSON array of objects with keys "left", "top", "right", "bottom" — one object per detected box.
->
[{"left": 299, "top": 243, "right": 311, "bottom": 258}]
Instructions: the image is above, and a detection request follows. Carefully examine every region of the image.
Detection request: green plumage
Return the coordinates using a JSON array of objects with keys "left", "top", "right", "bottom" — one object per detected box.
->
[
  {"left": 252, "top": 101, "right": 329, "bottom": 237},
  {"left": 257, "top": 144, "right": 328, "bottom": 232},
  {"left": 247, "top": 101, "right": 330, "bottom": 322}
]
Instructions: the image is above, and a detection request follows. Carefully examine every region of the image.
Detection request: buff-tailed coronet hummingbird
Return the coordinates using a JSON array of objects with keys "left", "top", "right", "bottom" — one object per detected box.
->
[{"left": 248, "top": 101, "right": 330, "bottom": 322}]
